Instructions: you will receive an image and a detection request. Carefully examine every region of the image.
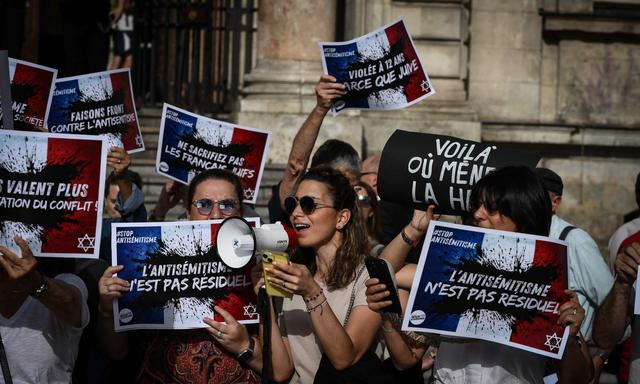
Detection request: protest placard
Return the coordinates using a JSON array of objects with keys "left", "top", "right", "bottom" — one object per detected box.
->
[
  {"left": 319, "top": 18, "right": 435, "bottom": 115},
  {"left": 403, "top": 221, "right": 570, "bottom": 359},
  {"left": 0, "top": 130, "right": 106, "bottom": 258},
  {"left": 112, "top": 218, "right": 260, "bottom": 331},
  {"left": 156, "top": 103, "right": 271, "bottom": 204},
  {"left": 0, "top": 58, "right": 57, "bottom": 132},
  {"left": 47, "top": 68, "right": 144, "bottom": 153},
  {"left": 377, "top": 130, "right": 541, "bottom": 216},
  {"left": 0, "top": 51, "right": 13, "bottom": 130}
]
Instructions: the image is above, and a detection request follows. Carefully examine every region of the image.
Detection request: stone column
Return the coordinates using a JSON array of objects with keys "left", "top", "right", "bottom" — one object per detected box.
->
[
  {"left": 256, "top": 0, "right": 335, "bottom": 61},
  {"left": 235, "top": 0, "right": 363, "bottom": 164}
]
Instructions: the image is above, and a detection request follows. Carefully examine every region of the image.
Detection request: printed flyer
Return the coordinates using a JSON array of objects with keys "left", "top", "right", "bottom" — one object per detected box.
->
[{"left": 404, "top": 221, "right": 570, "bottom": 359}]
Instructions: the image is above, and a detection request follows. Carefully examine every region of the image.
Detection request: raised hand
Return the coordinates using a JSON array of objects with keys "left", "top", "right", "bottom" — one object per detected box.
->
[
  {"left": 0, "top": 236, "right": 41, "bottom": 293},
  {"left": 106, "top": 147, "right": 131, "bottom": 175},
  {"left": 558, "top": 289, "right": 585, "bottom": 338},
  {"left": 265, "top": 261, "right": 320, "bottom": 298},
  {"left": 614, "top": 242, "right": 640, "bottom": 285},
  {"left": 315, "top": 75, "right": 346, "bottom": 112},
  {"left": 98, "top": 265, "right": 131, "bottom": 315},
  {"left": 365, "top": 277, "right": 393, "bottom": 313}
]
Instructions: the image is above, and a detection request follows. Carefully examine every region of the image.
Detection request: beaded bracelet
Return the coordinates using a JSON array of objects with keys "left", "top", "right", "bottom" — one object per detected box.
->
[
  {"left": 303, "top": 288, "right": 324, "bottom": 303},
  {"left": 305, "top": 297, "right": 328, "bottom": 313}
]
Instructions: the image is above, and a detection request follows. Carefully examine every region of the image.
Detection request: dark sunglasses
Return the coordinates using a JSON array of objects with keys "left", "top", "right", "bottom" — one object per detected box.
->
[
  {"left": 192, "top": 198, "right": 238, "bottom": 216},
  {"left": 284, "top": 195, "right": 337, "bottom": 215},
  {"left": 356, "top": 194, "right": 372, "bottom": 206}
]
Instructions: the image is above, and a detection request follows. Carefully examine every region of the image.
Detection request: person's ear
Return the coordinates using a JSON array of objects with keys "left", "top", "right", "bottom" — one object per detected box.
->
[{"left": 336, "top": 208, "right": 351, "bottom": 230}]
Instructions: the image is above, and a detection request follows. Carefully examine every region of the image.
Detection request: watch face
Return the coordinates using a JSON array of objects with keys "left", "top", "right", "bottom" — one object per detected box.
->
[
  {"left": 238, "top": 349, "right": 253, "bottom": 363},
  {"left": 238, "top": 337, "right": 255, "bottom": 363}
]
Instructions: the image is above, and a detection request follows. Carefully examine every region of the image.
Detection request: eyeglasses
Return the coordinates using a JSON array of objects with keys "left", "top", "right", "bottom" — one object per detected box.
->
[
  {"left": 284, "top": 196, "right": 337, "bottom": 215},
  {"left": 192, "top": 198, "right": 238, "bottom": 216},
  {"left": 356, "top": 194, "right": 372, "bottom": 206}
]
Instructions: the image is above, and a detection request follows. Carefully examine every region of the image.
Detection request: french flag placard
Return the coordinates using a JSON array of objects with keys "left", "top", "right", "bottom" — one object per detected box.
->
[
  {"left": 156, "top": 103, "right": 271, "bottom": 204},
  {"left": 319, "top": 18, "right": 435, "bottom": 115},
  {"left": 1, "top": 58, "right": 57, "bottom": 132},
  {"left": 47, "top": 69, "right": 144, "bottom": 153},
  {"left": 403, "top": 221, "right": 570, "bottom": 359},
  {"left": 0, "top": 130, "right": 107, "bottom": 258},
  {"left": 112, "top": 219, "right": 260, "bottom": 331}
]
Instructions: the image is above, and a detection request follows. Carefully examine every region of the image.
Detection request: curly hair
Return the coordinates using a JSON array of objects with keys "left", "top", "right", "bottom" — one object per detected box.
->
[{"left": 292, "top": 166, "right": 369, "bottom": 290}]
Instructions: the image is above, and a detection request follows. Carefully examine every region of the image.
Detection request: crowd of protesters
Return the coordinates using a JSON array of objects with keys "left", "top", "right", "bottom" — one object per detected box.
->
[
  {"left": 1, "top": 72, "right": 639, "bottom": 384},
  {"left": 1, "top": 10, "right": 640, "bottom": 381}
]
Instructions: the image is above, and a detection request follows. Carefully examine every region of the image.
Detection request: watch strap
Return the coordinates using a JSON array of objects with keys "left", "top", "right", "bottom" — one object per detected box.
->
[{"left": 237, "top": 336, "right": 255, "bottom": 363}]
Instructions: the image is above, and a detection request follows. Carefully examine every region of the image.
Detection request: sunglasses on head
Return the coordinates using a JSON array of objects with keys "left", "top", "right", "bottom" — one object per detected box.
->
[
  {"left": 284, "top": 195, "right": 337, "bottom": 215},
  {"left": 192, "top": 198, "right": 238, "bottom": 216}
]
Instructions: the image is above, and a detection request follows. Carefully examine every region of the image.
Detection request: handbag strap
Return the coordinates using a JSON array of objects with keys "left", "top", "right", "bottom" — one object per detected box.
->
[
  {"left": 343, "top": 265, "right": 366, "bottom": 326},
  {"left": 258, "top": 288, "right": 271, "bottom": 384},
  {"left": 0, "top": 331, "right": 13, "bottom": 384}
]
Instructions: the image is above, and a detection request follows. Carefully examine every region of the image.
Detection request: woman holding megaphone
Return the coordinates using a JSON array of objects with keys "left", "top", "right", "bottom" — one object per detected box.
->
[
  {"left": 250, "top": 166, "right": 391, "bottom": 383},
  {"left": 97, "top": 169, "right": 260, "bottom": 383}
]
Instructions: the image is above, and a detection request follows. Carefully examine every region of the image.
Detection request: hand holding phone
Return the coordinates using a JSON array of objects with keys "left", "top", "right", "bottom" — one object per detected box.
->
[
  {"left": 365, "top": 256, "right": 402, "bottom": 314},
  {"left": 261, "top": 250, "right": 293, "bottom": 298}
]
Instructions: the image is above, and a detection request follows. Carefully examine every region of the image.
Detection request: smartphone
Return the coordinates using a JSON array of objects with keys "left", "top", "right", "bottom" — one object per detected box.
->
[
  {"left": 261, "top": 250, "right": 293, "bottom": 299},
  {"left": 365, "top": 256, "right": 402, "bottom": 314}
]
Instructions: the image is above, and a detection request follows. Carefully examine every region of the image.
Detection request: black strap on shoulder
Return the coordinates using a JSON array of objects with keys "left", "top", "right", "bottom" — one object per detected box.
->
[
  {"left": 559, "top": 225, "right": 577, "bottom": 241},
  {"left": 0, "top": 331, "right": 13, "bottom": 384}
]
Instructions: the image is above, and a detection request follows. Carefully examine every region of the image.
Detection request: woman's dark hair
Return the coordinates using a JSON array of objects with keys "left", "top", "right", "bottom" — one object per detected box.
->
[
  {"left": 185, "top": 169, "right": 244, "bottom": 216},
  {"left": 292, "top": 166, "right": 368, "bottom": 290},
  {"left": 354, "top": 181, "right": 383, "bottom": 243},
  {"left": 469, "top": 166, "right": 551, "bottom": 236}
]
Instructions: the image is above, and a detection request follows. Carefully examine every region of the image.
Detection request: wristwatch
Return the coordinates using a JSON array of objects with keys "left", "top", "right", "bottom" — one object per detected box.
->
[
  {"left": 31, "top": 271, "right": 49, "bottom": 299},
  {"left": 237, "top": 337, "right": 255, "bottom": 363}
]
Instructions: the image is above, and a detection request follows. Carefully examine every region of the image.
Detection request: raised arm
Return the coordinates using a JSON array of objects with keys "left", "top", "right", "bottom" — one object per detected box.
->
[
  {"left": 107, "top": 147, "right": 133, "bottom": 202},
  {"left": 277, "top": 75, "right": 346, "bottom": 206},
  {"left": 593, "top": 243, "right": 640, "bottom": 349},
  {"left": 379, "top": 205, "right": 434, "bottom": 272},
  {"left": 0, "top": 236, "right": 84, "bottom": 328}
]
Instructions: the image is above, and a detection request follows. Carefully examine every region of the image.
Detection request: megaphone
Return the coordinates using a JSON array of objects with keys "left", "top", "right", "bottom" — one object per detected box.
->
[{"left": 216, "top": 217, "right": 298, "bottom": 268}]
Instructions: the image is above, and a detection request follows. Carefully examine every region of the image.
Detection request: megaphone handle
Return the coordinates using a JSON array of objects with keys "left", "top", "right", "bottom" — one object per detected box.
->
[{"left": 258, "top": 288, "right": 271, "bottom": 384}]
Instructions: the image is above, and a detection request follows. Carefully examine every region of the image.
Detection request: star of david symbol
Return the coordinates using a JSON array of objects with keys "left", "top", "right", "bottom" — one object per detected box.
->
[
  {"left": 420, "top": 79, "right": 431, "bottom": 93},
  {"left": 544, "top": 332, "right": 562, "bottom": 351},
  {"left": 243, "top": 303, "right": 258, "bottom": 318},
  {"left": 244, "top": 188, "right": 255, "bottom": 200},
  {"left": 77, "top": 234, "right": 95, "bottom": 252}
]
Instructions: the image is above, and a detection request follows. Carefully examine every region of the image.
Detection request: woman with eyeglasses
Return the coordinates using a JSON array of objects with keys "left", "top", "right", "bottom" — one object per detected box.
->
[
  {"left": 97, "top": 169, "right": 260, "bottom": 383},
  {"left": 253, "top": 166, "right": 388, "bottom": 383}
]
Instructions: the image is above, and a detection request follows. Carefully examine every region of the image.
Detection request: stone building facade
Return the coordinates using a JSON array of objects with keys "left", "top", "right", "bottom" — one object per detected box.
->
[{"left": 234, "top": 0, "right": 640, "bottom": 252}]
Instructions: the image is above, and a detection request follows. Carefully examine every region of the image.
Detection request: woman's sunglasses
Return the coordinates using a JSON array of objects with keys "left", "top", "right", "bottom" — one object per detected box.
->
[
  {"left": 356, "top": 194, "right": 372, "bottom": 206},
  {"left": 192, "top": 198, "right": 238, "bottom": 215},
  {"left": 284, "top": 196, "right": 336, "bottom": 215}
]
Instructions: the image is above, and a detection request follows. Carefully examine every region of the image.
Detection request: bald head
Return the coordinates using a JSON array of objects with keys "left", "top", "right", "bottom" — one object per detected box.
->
[{"left": 361, "top": 154, "right": 380, "bottom": 194}]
